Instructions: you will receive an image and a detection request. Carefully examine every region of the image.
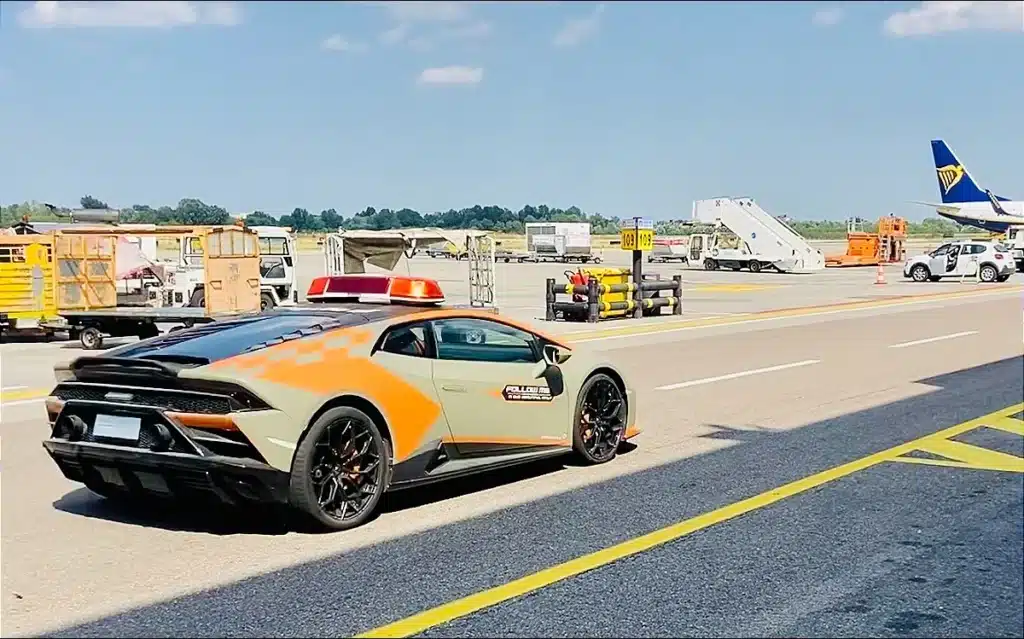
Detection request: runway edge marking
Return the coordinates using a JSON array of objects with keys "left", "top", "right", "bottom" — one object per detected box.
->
[{"left": 355, "top": 402, "right": 1024, "bottom": 638}]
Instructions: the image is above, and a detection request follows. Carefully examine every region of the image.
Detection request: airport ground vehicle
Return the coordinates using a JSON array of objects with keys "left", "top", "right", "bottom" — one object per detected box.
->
[
  {"left": 903, "top": 240, "right": 1015, "bottom": 283},
  {"left": 1004, "top": 226, "right": 1024, "bottom": 270},
  {"left": 691, "top": 197, "right": 825, "bottom": 273},
  {"left": 825, "top": 216, "right": 908, "bottom": 267},
  {"left": 41, "top": 225, "right": 261, "bottom": 349},
  {"left": 524, "top": 222, "right": 601, "bottom": 263},
  {"left": 647, "top": 238, "right": 689, "bottom": 263},
  {"left": 41, "top": 274, "right": 639, "bottom": 531},
  {"left": 181, "top": 225, "right": 297, "bottom": 309}
]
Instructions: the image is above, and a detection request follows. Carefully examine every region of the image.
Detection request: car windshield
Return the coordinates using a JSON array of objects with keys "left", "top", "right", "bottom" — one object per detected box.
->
[{"left": 107, "top": 313, "right": 357, "bottom": 364}]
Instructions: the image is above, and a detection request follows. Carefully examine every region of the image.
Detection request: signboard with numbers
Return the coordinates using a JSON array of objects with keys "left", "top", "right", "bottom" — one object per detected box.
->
[{"left": 620, "top": 228, "right": 654, "bottom": 251}]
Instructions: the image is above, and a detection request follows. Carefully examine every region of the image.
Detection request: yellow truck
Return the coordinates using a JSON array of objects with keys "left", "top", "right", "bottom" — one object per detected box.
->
[{"left": 0, "top": 234, "right": 59, "bottom": 336}]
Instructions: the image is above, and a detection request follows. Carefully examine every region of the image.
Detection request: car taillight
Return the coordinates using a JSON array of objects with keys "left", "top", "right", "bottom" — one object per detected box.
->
[{"left": 995, "top": 253, "right": 1003, "bottom": 260}]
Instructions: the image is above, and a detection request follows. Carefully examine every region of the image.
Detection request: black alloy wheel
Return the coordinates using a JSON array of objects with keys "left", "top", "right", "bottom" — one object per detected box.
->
[
  {"left": 289, "top": 406, "right": 391, "bottom": 531},
  {"left": 572, "top": 373, "right": 626, "bottom": 465}
]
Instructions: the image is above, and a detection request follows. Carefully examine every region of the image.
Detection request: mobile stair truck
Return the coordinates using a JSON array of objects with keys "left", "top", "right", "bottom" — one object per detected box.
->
[
  {"left": 43, "top": 225, "right": 262, "bottom": 349},
  {"left": 690, "top": 197, "right": 826, "bottom": 273}
]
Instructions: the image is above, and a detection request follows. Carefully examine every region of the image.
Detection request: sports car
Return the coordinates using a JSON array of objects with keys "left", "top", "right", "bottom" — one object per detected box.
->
[{"left": 42, "top": 274, "right": 640, "bottom": 531}]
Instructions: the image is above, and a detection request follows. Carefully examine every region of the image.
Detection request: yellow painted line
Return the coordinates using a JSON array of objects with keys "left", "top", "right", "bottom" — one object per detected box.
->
[
  {"left": 356, "top": 403, "right": 1024, "bottom": 638},
  {"left": 892, "top": 439, "right": 1024, "bottom": 473},
  {"left": 986, "top": 415, "right": 1024, "bottom": 437},
  {"left": 0, "top": 388, "right": 50, "bottom": 404},
  {"left": 567, "top": 285, "right": 1024, "bottom": 343}
]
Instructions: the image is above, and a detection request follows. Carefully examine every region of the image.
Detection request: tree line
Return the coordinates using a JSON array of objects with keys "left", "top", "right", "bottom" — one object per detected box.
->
[{"left": 0, "top": 196, "right": 969, "bottom": 240}]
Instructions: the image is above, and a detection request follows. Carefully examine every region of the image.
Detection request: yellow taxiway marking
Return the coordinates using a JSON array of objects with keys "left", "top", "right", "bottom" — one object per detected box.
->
[
  {"left": 890, "top": 414, "right": 1024, "bottom": 473},
  {"left": 568, "top": 285, "right": 1024, "bottom": 343},
  {"left": 356, "top": 403, "right": 1024, "bottom": 638},
  {"left": 0, "top": 387, "right": 50, "bottom": 404}
]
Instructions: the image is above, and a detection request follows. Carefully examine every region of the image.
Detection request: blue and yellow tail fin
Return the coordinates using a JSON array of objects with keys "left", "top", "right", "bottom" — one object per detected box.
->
[{"left": 931, "top": 139, "right": 991, "bottom": 204}]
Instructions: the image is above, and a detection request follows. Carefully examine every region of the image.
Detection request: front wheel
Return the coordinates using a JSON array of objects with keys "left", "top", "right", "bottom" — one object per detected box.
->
[
  {"left": 289, "top": 406, "right": 392, "bottom": 532},
  {"left": 748, "top": 260, "right": 762, "bottom": 273},
  {"left": 571, "top": 373, "right": 627, "bottom": 465},
  {"left": 910, "top": 264, "right": 930, "bottom": 282},
  {"left": 260, "top": 292, "right": 276, "bottom": 311}
]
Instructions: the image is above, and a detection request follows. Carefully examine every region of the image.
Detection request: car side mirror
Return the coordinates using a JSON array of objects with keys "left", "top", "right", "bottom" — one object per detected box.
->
[{"left": 543, "top": 344, "right": 571, "bottom": 366}]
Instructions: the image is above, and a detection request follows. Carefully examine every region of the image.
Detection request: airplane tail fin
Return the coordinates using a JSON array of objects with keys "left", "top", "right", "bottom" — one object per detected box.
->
[{"left": 931, "top": 139, "right": 989, "bottom": 204}]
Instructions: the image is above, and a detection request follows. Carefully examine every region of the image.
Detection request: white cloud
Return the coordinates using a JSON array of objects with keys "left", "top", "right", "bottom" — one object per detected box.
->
[
  {"left": 17, "top": 1, "right": 241, "bottom": 29},
  {"left": 552, "top": 3, "right": 605, "bottom": 48},
  {"left": 379, "top": 22, "right": 412, "bottom": 45},
  {"left": 812, "top": 7, "right": 844, "bottom": 27},
  {"left": 416, "top": 65, "right": 483, "bottom": 86},
  {"left": 369, "top": 2, "right": 492, "bottom": 51},
  {"left": 322, "top": 34, "right": 367, "bottom": 53},
  {"left": 363, "top": 1, "right": 474, "bottom": 24},
  {"left": 884, "top": 1, "right": 1023, "bottom": 37}
]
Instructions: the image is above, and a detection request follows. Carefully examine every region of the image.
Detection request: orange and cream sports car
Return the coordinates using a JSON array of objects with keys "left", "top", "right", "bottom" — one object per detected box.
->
[{"left": 42, "top": 275, "right": 640, "bottom": 531}]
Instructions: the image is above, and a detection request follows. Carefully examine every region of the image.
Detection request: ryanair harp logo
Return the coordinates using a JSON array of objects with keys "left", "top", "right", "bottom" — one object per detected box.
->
[{"left": 936, "top": 164, "right": 965, "bottom": 194}]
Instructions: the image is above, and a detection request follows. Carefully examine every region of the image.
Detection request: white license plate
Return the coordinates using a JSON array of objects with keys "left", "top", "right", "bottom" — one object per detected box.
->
[{"left": 93, "top": 414, "right": 142, "bottom": 441}]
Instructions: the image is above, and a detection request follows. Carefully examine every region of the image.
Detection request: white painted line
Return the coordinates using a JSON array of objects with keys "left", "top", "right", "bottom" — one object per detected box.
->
[
  {"left": 888, "top": 331, "right": 978, "bottom": 349},
  {"left": 579, "top": 288, "right": 1021, "bottom": 343},
  {"left": 655, "top": 359, "right": 821, "bottom": 391},
  {"left": 1, "top": 386, "right": 27, "bottom": 391}
]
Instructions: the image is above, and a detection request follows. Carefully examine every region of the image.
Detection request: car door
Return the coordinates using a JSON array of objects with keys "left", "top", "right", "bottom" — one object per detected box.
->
[
  {"left": 927, "top": 243, "right": 951, "bottom": 276},
  {"left": 956, "top": 244, "right": 982, "bottom": 276},
  {"left": 370, "top": 321, "right": 455, "bottom": 459},
  {"left": 428, "top": 316, "right": 571, "bottom": 456}
]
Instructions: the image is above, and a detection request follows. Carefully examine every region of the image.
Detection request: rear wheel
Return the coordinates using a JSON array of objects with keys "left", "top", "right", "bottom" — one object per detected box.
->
[
  {"left": 748, "top": 260, "right": 762, "bottom": 273},
  {"left": 80, "top": 327, "right": 103, "bottom": 350},
  {"left": 571, "top": 373, "right": 626, "bottom": 465},
  {"left": 289, "top": 406, "right": 391, "bottom": 532},
  {"left": 979, "top": 264, "right": 998, "bottom": 283}
]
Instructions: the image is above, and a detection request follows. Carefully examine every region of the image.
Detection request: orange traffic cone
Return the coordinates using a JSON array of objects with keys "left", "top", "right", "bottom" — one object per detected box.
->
[{"left": 874, "top": 263, "right": 886, "bottom": 285}]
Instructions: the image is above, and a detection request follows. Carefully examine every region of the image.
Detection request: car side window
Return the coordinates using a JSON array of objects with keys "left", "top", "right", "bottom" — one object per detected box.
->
[
  {"left": 379, "top": 322, "right": 430, "bottom": 358},
  {"left": 431, "top": 318, "right": 539, "bottom": 364},
  {"left": 930, "top": 244, "right": 950, "bottom": 257}
]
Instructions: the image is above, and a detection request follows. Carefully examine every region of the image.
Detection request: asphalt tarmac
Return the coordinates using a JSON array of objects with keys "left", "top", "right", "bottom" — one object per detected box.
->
[{"left": 3, "top": 291, "right": 1018, "bottom": 638}]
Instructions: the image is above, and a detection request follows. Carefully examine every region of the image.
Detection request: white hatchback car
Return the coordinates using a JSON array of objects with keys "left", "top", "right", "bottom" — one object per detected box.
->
[{"left": 903, "top": 240, "right": 1016, "bottom": 283}]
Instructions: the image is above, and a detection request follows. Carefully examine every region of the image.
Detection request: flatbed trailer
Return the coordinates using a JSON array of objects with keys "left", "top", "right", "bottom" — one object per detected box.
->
[{"left": 45, "top": 306, "right": 230, "bottom": 350}]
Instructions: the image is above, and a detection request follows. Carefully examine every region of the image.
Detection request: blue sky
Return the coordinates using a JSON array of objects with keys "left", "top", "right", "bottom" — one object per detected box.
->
[{"left": 1, "top": 1, "right": 1022, "bottom": 221}]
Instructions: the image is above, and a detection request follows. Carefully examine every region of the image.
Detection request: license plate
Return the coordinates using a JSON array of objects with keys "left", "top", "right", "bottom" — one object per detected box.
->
[{"left": 93, "top": 414, "right": 142, "bottom": 441}]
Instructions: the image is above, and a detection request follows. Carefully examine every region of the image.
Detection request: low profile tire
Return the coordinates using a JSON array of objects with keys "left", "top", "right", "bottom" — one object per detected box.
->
[
  {"left": 289, "top": 406, "right": 392, "bottom": 532},
  {"left": 571, "top": 373, "right": 627, "bottom": 465},
  {"left": 979, "top": 264, "right": 998, "bottom": 283},
  {"left": 910, "top": 264, "right": 930, "bottom": 282},
  {"left": 79, "top": 327, "right": 103, "bottom": 350}
]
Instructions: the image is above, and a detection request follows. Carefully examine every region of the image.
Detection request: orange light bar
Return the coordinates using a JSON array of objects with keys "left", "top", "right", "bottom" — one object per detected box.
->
[
  {"left": 388, "top": 276, "right": 445, "bottom": 304},
  {"left": 306, "top": 275, "right": 445, "bottom": 305}
]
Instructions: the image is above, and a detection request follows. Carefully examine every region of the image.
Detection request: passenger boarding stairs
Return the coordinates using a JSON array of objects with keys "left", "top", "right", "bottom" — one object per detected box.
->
[{"left": 692, "top": 197, "right": 825, "bottom": 273}]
